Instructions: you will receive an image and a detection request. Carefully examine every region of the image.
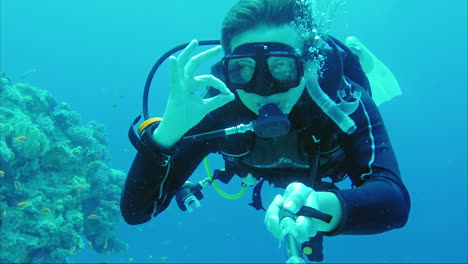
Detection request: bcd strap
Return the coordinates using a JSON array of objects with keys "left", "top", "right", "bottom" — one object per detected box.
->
[
  {"left": 302, "top": 232, "right": 324, "bottom": 262},
  {"left": 329, "top": 36, "right": 371, "bottom": 95},
  {"left": 249, "top": 179, "right": 266, "bottom": 211}
]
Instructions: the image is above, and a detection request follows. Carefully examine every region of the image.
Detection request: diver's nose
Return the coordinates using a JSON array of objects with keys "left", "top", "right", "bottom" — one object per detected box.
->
[{"left": 254, "top": 68, "right": 275, "bottom": 96}]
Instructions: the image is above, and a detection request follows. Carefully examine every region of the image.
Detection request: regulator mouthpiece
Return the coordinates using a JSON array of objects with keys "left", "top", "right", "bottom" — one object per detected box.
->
[{"left": 253, "top": 103, "right": 291, "bottom": 138}]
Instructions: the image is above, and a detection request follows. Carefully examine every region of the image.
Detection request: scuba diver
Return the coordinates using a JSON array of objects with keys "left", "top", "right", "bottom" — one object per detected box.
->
[{"left": 120, "top": 0, "right": 410, "bottom": 262}]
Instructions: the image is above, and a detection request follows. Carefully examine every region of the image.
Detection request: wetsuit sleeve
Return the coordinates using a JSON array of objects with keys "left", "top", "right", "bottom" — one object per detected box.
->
[
  {"left": 120, "top": 134, "right": 215, "bottom": 225},
  {"left": 328, "top": 87, "right": 411, "bottom": 235}
]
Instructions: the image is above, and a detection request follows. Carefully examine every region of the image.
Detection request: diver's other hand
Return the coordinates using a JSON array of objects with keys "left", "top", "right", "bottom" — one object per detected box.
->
[
  {"left": 265, "top": 182, "right": 320, "bottom": 243},
  {"left": 154, "top": 39, "right": 235, "bottom": 148}
]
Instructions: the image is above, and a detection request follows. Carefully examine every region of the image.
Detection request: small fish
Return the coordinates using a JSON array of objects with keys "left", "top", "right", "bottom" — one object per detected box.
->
[
  {"left": 14, "top": 181, "right": 22, "bottom": 190},
  {"left": 2, "top": 209, "right": 6, "bottom": 216},
  {"left": 14, "top": 136, "right": 28, "bottom": 141},
  {"left": 0, "top": 170, "right": 4, "bottom": 178},
  {"left": 42, "top": 208, "right": 51, "bottom": 214},
  {"left": 103, "top": 239, "right": 108, "bottom": 249},
  {"left": 87, "top": 161, "right": 99, "bottom": 168},
  {"left": 17, "top": 201, "right": 29, "bottom": 208},
  {"left": 71, "top": 246, "right": 77, "bottom": 253},
  {"left": 128, "top": 258, "right": 134, "bottom": 264},
  {"left": 106, "top": 200, "right": 117, "bottom": 205},
  {"left": 75, "top": 185, "right": 86, "bottom": 190},
  {"left": 87, "top": 214, "right": 99, "bottom": 220},
  {"left": 88, "top": 241, "right": 93, "bottom": 248},
  {"left": 161, "top": 256, "right": 169, "bottom": 263},
  {"left": 19, "top": 68, "right": 37, "bottom": 79}
]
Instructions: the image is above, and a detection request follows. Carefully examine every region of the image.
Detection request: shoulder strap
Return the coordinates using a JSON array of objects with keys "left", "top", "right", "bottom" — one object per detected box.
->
[{"left": 328, "top": 36, "right": 372, "bottom": 95}]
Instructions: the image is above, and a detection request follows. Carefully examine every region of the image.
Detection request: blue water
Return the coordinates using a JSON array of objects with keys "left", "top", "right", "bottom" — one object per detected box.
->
[{"left": 1, "top": 0, "right": 467, "bottom": 263}]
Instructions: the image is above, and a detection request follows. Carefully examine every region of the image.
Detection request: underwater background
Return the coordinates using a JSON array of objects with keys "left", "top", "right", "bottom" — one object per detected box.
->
[{"left": 1, "top": 0, "right": 466, "bottom": 263}]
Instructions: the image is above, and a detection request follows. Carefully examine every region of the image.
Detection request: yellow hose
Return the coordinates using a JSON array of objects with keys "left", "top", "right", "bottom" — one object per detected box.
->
[{"left": 203, "top": 157, "right": 247, "bottom": 200}]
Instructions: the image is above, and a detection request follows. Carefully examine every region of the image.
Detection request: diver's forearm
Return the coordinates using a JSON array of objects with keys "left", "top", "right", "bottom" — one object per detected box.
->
[{"left": 328, "top": 178, "right": 410, "bottom": 235}]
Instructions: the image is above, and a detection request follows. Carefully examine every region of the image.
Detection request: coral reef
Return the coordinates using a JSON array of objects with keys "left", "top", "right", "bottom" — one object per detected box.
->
[{"left": 0, "top": 73, "right": 127, "bottom": 263}]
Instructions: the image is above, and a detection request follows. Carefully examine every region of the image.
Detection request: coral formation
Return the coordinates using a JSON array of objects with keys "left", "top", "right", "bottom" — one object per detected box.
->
[{"left": 0, "top": 73, "right": 127, "bottom": 263}]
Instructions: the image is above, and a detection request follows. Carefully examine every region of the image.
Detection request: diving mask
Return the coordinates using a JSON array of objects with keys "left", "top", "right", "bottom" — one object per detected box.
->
[{"left": 222, "top": 42, "right": 304, "bottom": 96}]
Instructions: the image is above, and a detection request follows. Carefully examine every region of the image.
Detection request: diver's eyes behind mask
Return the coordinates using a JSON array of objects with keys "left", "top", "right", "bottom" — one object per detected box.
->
[
  {"left": 222, "top": 42, "right": 304, "bottom": 96},
  {"left": 228, "top": 56, "right": 298, "bottom": 84}
]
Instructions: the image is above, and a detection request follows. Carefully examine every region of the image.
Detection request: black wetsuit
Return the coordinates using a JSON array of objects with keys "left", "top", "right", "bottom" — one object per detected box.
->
[
  {"left": 121, "top": 83, "right": 410, "bottom": 231},
  {"left": 120, "top": 38, "right": 410, "bottom": 242}
]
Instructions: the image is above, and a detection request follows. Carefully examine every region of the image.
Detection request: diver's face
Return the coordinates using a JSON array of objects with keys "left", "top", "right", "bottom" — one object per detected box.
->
[{"left": 230, "top": 24, "right": 305, "bottom": 115}]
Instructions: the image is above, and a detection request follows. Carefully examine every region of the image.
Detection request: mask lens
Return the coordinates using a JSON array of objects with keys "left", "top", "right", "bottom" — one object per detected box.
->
[
  {"left": 224, "top": 42, "right": 303, "bottom": 94},
  {"left": 267, "top": 56, "right": 297, "bottom": 82},
  {"left": 227, "top": 57, "right": 256, "bottom": 85}
]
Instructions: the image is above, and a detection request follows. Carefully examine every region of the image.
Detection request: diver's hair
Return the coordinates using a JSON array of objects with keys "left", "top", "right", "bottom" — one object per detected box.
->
[{"left": 221, "top": 0, "right": 314, "bottom": 53}]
